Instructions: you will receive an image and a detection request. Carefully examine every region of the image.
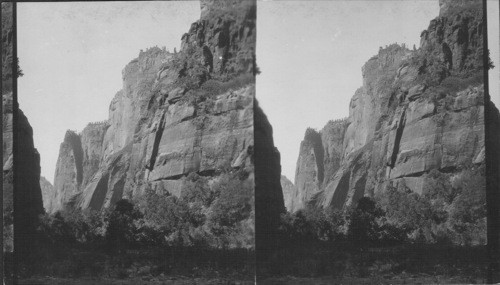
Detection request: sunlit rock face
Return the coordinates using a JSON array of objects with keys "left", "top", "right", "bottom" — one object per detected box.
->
[
  {"left": 51, "top": 0, "right": 257, "bottom": 213},
  {"left": 289, "top": 0, "right": 488, "bottom": 212}
]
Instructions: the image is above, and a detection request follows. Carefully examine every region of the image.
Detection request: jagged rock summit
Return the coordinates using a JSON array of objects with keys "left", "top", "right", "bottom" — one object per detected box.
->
[
  {"left": 286, "top": 0, "right": 487, "bottom": 212},
  {"left": 50, "top": 0, "right": 256, "bottom": 213}
]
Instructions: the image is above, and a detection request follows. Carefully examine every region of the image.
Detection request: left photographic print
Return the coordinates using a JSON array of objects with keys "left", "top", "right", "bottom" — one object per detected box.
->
[{"left": 5, "top": 0, "right": 256, "bottom": 284}]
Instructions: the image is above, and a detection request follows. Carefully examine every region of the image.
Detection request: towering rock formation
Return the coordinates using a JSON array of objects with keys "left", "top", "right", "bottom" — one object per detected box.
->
[
  {"left": 50, "top": 0, "right": 257, "bottom": 214},
  {"left": 288, "top": 121, "right": 349, "bottom": 212},
  {"left": 52, "top": 131, "right": 84, "bottom": 211},
  {"left": 292, "top": 129, "right": 322, "bottom": 212},
  {"left": 289, "top": 0, "right": 488, "bottom": 212},
  {"left": 2, "top": 2, "right": 44, "bottom": 279},
  {"left": 255, "top": 100, "right": 285, "bottom": 271}
]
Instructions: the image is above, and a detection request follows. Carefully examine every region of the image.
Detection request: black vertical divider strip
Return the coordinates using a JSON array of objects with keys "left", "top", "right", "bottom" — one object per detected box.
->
[{"left": 11, "top": 1, "right": 18, "bottom": 283}]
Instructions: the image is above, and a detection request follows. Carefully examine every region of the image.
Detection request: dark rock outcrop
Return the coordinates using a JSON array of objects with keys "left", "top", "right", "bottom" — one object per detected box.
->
[
  {"left": 486, "top": 100, "right": 500, "bottom": 282},
  {"left": 289, "top": 0, "right": 487, "bottom": 213},
  {"left": 255, "top": 99, "right": 285, "bottom": 271},
  {"left": 51, "top": 0, "right": 257, "bottom": 222},
  {"left": 2, "top": 2, "right": 44, "bottom": 277}
]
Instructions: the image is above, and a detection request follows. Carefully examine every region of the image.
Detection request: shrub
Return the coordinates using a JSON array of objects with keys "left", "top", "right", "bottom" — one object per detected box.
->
[
  {"left": 278, "top": 205, "right": 347, "bottom": 244},
  {"left": 447, "top": 168, "right": 486, "bottom": 245},
  {"left": 106, "top": 199, "right": 143, "bottom": 252},
  {"left": 347, "top": 197, "right": 384, "bottom": 244},
  {"left": 62, "top": 209, "right": 108, "bottom": 244},
  {"left": 377, "top": 166, "right": 486, "bottom": 245},
  {"left": 208, "top": 171, "right": 253, "bottom": 229},
  {"left": 378, "top": 184, "right": 443, "bottom": 243},
  {"left": 180, "top": 173, "right": 213, "bottom": 207},
  {"left": 37, "top": 211, "right": 74, "bottom": 245},
  {"left": 138, "top": 186, "right": 206, "bottom": 247}
]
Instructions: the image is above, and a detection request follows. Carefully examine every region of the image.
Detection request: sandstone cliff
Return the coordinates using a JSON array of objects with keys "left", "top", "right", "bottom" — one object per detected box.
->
[
  {"left": 50, "top": 0, "right": 256, "bottom": 216},
  {"left": 289, "top": 0, "right": 488, "bottom": 212}
]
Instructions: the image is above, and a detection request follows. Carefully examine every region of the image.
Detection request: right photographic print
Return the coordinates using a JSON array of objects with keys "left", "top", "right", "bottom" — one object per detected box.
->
[{"left": 255, "top": 0, "right": 500, "bottom": 283}]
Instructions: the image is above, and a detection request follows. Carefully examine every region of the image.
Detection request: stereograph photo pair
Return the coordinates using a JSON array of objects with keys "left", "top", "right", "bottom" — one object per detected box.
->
[{"left": 2, "top": 0, "right": 500, "bottom": 284}]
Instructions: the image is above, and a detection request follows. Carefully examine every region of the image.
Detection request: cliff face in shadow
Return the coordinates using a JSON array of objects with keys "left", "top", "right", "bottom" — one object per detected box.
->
[
  {"left": 289, "top": 0, "right": 488, "bottom": 217},
  {"left": 254, "top": 99, "right": 285, "bottom": 267},
  {"left": 2, "top": 2, "right": 44, "bottom": 276},
  {"left": 49, "top": 1, "right": 257, "bottom": 238},
  {"left": 486, "top": 99, "right": 500, "bottom": 281}
]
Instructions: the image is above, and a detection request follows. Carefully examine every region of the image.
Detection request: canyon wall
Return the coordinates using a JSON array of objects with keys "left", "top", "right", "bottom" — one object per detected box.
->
[
  {"left": 287, "top": 0, "right": 489, "bottom": 212},
  {"left": 50, "top": 0, "right": 257, "bottom": 215},
  {"left": 255, "top": 100, "right": 285, "bottom": 266},
  {"left": 2, "top": 2, "right": 44, "bottom": 274}
]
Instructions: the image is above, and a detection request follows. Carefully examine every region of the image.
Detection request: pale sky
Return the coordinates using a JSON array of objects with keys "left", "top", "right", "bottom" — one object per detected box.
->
[
  {"left": 18, "top": 1, "right": 200, "bottom": 184},
  {"left": 257, "top": 0, "right": 500, "bottom": 182}
]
